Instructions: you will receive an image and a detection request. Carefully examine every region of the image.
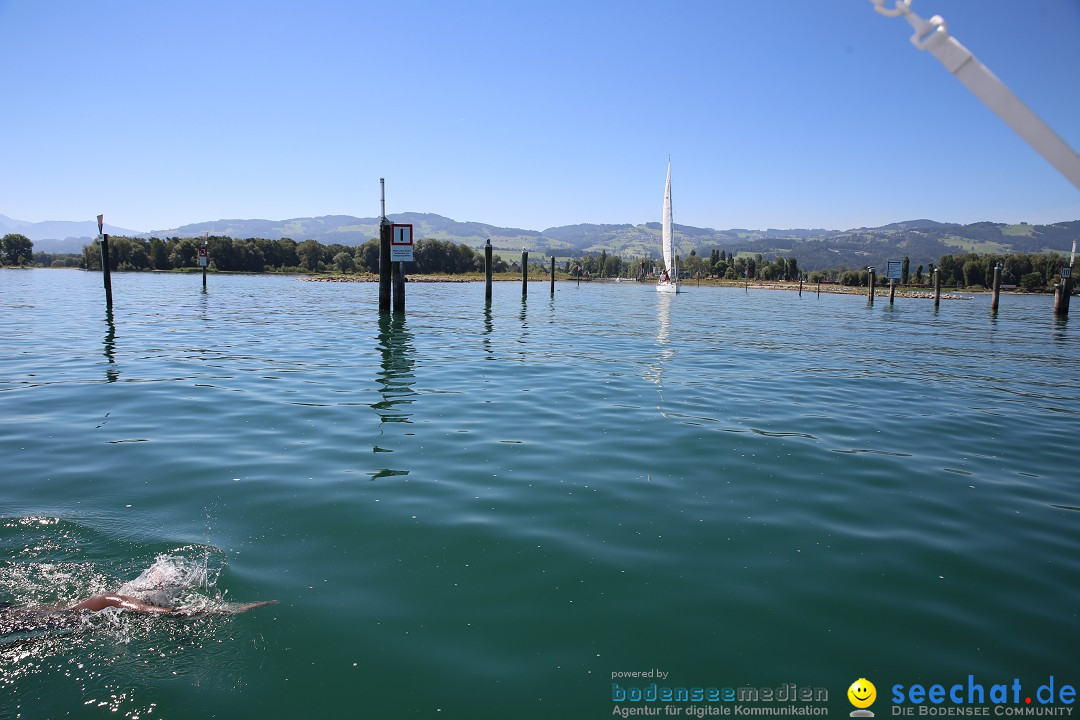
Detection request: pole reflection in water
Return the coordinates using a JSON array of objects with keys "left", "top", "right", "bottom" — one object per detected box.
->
[
  {"left": 1052, "top": 313, "right": 1069, "bottom": 341},
  {"left": 370, "top": 314, "right": 416, "bottom": 480},
  {"left": 517, "top": 297, "right": 529, "bottom": 358},
  {"left": 102, "top": 309, "right": 118, "bottom": 383},
  {"left": 483, "top": 300, "right": 494, "bottom": 361}
]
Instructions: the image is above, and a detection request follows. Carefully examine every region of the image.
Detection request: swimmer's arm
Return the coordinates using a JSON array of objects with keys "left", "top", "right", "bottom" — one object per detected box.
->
[
  {"left": 220, "top": 600, "right": 277, "bottom": 613},
  {"left": 68, "top": 594, "right": 174, "bottom": 614},
  {"left": 66, "top": 595, "right": 277, "bottom": 615}
]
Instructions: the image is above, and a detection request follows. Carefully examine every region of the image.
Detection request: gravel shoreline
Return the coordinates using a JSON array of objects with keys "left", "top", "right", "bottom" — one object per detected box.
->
[{"left": 302, "top": 274, "right": 981, "bottom": 299}]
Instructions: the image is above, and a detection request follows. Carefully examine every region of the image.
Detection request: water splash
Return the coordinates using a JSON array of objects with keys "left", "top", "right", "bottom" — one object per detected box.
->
[
  {"left": 115, "top": 545, "right": 226, "bottom": 613},
  {"left": 1, "top": 518, "right": 263, "bottom": 717}
]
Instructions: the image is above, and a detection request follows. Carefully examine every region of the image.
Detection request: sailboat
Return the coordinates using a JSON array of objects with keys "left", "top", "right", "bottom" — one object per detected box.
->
[{"left": 656, "top": 159, "right": 679, "bottom": 293}]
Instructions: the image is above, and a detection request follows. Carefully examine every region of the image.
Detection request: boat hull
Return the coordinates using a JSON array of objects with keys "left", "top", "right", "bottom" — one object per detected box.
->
[{"left": 656, "top": 281, "right": 679, "bottom": 294}]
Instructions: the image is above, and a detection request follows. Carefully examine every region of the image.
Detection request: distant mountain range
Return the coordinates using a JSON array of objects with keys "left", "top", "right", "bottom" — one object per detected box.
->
[
  {"left": 4, "top": 212, "right": 1077, "bottom": 273},
  {"left": 0, "top": 214, "right": 142, "bottom": 250}
]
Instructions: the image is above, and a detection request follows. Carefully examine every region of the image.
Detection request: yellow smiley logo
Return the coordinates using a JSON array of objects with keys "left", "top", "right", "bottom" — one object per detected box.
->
[{"left": 848, "top": 678, "right": 877, "bottom": 709}]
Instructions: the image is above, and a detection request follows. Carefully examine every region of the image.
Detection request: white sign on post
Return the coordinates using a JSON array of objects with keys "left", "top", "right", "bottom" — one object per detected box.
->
[{"left": 391, "top": 223, "right": 414, "bottom": 262}]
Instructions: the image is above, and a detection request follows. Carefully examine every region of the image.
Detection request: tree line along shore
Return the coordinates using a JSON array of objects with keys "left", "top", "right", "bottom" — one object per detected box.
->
[{"left": 0, "top": 232, "right": 1072, "bottom": 293}]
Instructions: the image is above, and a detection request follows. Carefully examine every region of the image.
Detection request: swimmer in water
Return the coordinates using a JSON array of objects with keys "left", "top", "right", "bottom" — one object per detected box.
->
[{"left": 0, "top": 595, "right": 275, "bottom": 641}]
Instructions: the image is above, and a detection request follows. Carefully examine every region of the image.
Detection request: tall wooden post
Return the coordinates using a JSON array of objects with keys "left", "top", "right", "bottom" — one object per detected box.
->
[
  {"left": 521, "top": 248, "right": 528, "bottom": 297},
  {"left": 392, "top": 260, "right": 405, "bottom": 314},
  {"left": 889, "top": 278, "right": 896, "bottom": 304},
  {"left": 550, "top": 256, "right": 555, "bottom": 296},
  {"left": 991, "top": 262, "right": 1002, "bottom": 313},
  {"left": 378, "top": 179, "right": 391, "bottom": 314},
  {"left": 201, "top": 232, "right": 208, "bottom": 291},
  {"left": 933, "top": 269, "right": 941, "bottom": 308},
  {"left": 485, "top": 239, "right": 493, "bottom": 302},
  {"left": 1054, "top": 270, "right": 1071, "bottom": 317},
  {"left": 867, "top": 267, "right": 875, "bottom": 305},
  {"left": 799, "top": 278, "right": 803, "bottom": 297},
  {"left": 96, "top": 215, "right": 113, "bottom": 311},
  {"left": 100, "top": 233, "right": 113, "bottom": 311}
]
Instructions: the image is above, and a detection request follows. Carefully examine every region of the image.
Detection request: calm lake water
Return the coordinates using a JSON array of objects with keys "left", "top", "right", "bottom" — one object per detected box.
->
[{"left": 2, "top": 269, "right": 1078, "bottom": 719}]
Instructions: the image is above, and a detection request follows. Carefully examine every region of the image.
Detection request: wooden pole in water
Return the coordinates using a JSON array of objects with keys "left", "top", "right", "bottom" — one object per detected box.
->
[
  {"left": 97, "top": 214, "right": 113, "bottom": 311},
  {"left": 485, "top": 239, "right": 493, "bottom": 302},
  {"left": 933, "top": 269, "right": 941, "bottom": 308},
  {"left": 867, "top": 267, "right": 875, "bottom": 305},
  {"left": 550, "top": 256, "right": 555, "bottom": 296},
  {"left": 889, "top": 278, "right": 896, "bottom": 304},
  {"left": 521, "top": 248, "right": 528, "bottom": 297},
  {"left": 101, "top": 233, "right": 113, "bottom": 310},
  {"left": 799, "top": 278, "right": 803, "bottom": 297},
  {"left": 1053, "top": 271, "right": 1071, "bottom": 317},
  {"left": 392, "top": 259, "right": 405, "bottom": 314},
  {"left": 378, "top": 179, "right": 391, "bottom": 314},
  {"left": 991, "top": 262, "right": 1002, "bottom": 312},
  {"left": 201, "top": 232, "right": 208, "bottom": 291}
]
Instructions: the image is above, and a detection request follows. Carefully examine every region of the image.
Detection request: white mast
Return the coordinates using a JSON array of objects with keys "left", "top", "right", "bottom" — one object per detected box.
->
[{"left": 662, "top": 158, "right": 673, "bottom": 273}]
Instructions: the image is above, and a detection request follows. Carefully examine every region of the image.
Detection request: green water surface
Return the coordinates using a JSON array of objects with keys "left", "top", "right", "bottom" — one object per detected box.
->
[{"left": 1, "top": 269, "right": 1078, "bottom": 719}]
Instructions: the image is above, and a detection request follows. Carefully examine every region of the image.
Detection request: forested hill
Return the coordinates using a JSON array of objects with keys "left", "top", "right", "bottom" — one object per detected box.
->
[
  {"left": 8, "top": 211, "right": 1079, "bottom": 274},
  {"left": 740, "top": 220, "right": 1080, "bottom": 274}
]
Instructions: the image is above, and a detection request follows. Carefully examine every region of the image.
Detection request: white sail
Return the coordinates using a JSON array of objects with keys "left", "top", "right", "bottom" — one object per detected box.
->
[
  {"left": 661, "top": 160, "right": 673, "bottom": 272},
  {"left": 656, "top": 159, "right": 679, "bottom": 293}
]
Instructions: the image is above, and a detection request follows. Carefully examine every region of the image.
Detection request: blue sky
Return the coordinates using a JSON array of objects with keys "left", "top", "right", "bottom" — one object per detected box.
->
[{"left": 2, "top": 0, "right": 1078, "bottom": 233}]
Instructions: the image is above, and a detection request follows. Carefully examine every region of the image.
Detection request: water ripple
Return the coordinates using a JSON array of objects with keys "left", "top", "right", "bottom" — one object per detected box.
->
[{"left": 2, "top": 271, "right": 1079, "bottom": 717}]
